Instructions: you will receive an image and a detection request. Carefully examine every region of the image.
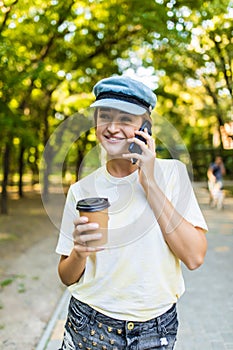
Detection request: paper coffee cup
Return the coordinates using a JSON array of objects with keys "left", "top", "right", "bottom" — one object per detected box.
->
[{"left": 76, "top": 197, "right": 110, "bottom": 247}]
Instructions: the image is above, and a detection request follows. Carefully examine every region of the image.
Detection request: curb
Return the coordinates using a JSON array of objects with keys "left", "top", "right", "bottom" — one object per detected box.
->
[{"left": 36, "top": 290, "right": 70, "bottom": 350}]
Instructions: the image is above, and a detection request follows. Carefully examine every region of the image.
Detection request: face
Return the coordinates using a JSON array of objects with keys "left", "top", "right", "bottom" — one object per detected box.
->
[
  {"left": 215, "top": 156, "right": 222, "bottom": 165},
  {"left": 95, "top": 108, "right": 143, "bottom": 158}
]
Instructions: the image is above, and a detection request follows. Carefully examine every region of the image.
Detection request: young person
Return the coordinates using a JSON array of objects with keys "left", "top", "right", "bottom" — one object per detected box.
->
[
  {"left": 207, "top": 155, "right": 226, "bottom": 209},
  {"left": 56, "top": 76, "right": 208, "bottom": 350}
]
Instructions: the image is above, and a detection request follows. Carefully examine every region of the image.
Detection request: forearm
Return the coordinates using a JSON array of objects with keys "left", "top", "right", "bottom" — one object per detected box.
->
[
  {"left": 58, "top": 250, "right": 87, "bottom": 286},
  {"left": 207, "top": 169, "right": 215, "bottom": 181},
  {"left": 220, "top": 164, "right": 226, "bottom": 176},
  {"left": 144, "top": 180, "right": 207, "bottom": 270}
]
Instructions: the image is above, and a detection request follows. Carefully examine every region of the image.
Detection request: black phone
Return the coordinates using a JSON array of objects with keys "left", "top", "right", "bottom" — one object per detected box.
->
[{"left": 128, "top": 120, "right": 152, "bottom": 164}]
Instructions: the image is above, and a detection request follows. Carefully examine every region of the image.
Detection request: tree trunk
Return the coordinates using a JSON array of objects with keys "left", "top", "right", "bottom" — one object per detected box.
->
[
  {"left": 31, "top": 147, "right": 39, "bottom": 185},
  {"left": 1, "top": 142, "right": 11, "bottom": 214},
  {"left": 18, "top": 145, "right": 25, "bottom": 198},
  {"left": 42, "top": 161, "right": 50, "bottom": 203},
  {"left": 41, "top": 145, "right": 53, "bottom": 203}
]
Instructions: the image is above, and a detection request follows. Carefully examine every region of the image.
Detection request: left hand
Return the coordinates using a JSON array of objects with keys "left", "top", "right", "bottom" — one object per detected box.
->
[{"left": 123, "top": 129, "right": 156, "bottom": 191}]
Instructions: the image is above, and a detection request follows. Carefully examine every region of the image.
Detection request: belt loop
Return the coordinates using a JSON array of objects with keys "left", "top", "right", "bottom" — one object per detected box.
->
[
  {"left": 90, "top": 309, "right": 97, "bottom": 325},
  {"left": 156, "top": 315, "right": 162, "bottom": 333}
]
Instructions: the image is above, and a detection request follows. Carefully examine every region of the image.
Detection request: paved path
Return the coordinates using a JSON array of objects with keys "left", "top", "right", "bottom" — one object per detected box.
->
[{"left": 36, "top": 183, "right": 233, "bottom": 350}]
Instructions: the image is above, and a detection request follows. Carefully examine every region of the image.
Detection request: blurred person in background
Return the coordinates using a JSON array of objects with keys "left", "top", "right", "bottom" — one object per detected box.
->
[{"left": 207, "top": 155, "right": 226, "bottom": 210}]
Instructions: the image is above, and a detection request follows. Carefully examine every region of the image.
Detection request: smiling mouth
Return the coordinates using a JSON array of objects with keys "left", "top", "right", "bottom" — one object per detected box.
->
[{"left": 104, "top": 135, "right": 126, "bottom": 142}]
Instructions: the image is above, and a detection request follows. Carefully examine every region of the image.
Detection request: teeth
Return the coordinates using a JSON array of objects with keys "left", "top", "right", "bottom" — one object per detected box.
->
[
  {"left": 108, "top": 137, "right": 122, "bottom": 141},
  {"left": 105, "top": 136, "right": 125, "bottom": 141}
]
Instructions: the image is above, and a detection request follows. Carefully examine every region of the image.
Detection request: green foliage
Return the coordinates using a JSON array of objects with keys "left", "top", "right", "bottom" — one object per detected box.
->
[
  {"left": 0, "top": 0, "right": 233, "bottom": 202},
  {"left": 0, "top": 278, "right": 14, "bottom": 287}
]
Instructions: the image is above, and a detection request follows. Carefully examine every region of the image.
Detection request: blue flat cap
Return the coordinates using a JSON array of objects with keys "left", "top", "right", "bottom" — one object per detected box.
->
[{"left": 90, "top": 75, "right": 157, "bottom": 115}]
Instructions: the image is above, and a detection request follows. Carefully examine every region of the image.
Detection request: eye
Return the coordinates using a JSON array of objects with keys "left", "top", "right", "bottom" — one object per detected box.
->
[
  {"left": 98, "top": 113, "right": 111, "bottom": 122},
  {"left": 120, "top": 115, "right": 134, "bottom": 124}
]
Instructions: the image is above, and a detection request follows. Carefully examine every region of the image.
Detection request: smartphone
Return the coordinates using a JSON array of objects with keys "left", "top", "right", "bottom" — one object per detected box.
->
[{"left": 128, "top": 120, "right": 152, "bottom": 164}]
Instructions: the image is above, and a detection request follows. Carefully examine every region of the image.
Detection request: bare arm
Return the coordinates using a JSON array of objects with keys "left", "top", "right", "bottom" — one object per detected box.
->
[
  {"left": 58, "top": 252, "right": 87, "bottom": 286},
  {"left": 143, "top": 179, "right": 207, "bottom": 270},
  {"left": 220, "top": 162, "right": 226, "bottom": 176},
  {"left": 58, "top": 216, "right": 104, "bottom": 286},
  {"left": 207, "top": 167, "right": 215, "bottom": 182},
  {"left": 123, "top": 130, "right": 207, "bottom": 270}
]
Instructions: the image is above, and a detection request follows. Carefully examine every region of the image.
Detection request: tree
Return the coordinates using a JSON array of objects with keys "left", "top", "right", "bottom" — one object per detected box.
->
[{"left": 1, "top": 0, "right": 232, "bottom": 214}]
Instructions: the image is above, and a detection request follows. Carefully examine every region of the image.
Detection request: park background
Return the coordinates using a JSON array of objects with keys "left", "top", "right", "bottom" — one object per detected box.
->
[{"left": 0, "top": 0, "right": 233, "bottom": 349}]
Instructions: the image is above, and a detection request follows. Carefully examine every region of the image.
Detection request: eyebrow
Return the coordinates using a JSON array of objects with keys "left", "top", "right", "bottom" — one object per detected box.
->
[
  {"left": 98, "top": 108, "right": 133, "bottom": 116},
  {"left": 99, "top": 108, "right": 111, "bottom": 111}
]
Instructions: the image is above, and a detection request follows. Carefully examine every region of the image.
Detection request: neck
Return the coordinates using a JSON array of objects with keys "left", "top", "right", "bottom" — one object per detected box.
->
[{"left": 106, "top": 158, "right": 137, "bottom": 178}]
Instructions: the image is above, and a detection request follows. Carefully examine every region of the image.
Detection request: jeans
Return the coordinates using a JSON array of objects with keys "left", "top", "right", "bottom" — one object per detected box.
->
[{"left": 59, "top": 297, "right": 178, "bottom": 350}]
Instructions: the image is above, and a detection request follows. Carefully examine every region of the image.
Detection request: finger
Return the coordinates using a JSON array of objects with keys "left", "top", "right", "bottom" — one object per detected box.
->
[
  {"left": 134, "top": 129, "right": 151, "bottom": 140},
  {"left": 73, "top": 216, "right": 88, "bottom": 226},
  {"left": 75, "top": 222, "right": 99, "bottom": 234},
  {"left": 127, "top": 137, "right": 148, "bottom": 151},
  {"left": 74, "top": 245, "right": 104, "bottom": 254},
  {"left": 146, "top": 137, "right": 155, "bottom": 151},
  {"left": 78, "top": 232, "right": 102, "bottom": 245},
  {"left": 135, "top": 131, "right": 155, "bottom": 148},
  {"left": 122, "top": 152, "right": 142, "bottom": 164}
]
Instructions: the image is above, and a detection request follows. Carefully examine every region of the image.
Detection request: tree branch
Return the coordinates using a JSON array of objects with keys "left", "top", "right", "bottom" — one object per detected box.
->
[
  {"left": 211, "top": 33, "right": 232, "bottom": 97},
  {"left": 0, "top": 0, "right": 19, "bottom": 34}
]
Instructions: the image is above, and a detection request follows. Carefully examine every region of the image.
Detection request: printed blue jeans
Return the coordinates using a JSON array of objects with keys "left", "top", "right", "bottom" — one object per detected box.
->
[{"left": 59, "top": 297, "right": 178, "bottom": 350}]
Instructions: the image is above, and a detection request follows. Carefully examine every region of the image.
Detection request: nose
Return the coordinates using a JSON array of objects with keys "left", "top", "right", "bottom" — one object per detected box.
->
[{"left": 107, "top": 121, "right": 120, "bottom": 133}]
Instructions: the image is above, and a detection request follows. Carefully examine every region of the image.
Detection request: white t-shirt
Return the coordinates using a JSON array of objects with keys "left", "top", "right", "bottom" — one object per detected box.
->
[{"left": 56, "top": 159, "right": 208, "bottom": 321}]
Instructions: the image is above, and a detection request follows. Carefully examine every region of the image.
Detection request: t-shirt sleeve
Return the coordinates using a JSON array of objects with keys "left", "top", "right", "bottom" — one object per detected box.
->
[
  {"left": 55, "top": 186, "right": 77, "bottom": 256},
  {"left": 170, "top": 160, "right": 208, "bottom": 232}
]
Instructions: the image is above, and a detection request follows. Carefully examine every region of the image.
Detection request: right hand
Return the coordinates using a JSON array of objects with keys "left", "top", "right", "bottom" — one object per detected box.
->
[{"left": 72, "top": 216, "right": 105, "bottom": 258}]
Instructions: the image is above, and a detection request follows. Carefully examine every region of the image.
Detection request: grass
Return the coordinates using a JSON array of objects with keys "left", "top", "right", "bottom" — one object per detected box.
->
[
  {"left": 0, "top": 233, "right": 18, "bottom": 242},
  {"left": 0, "top": 278, "right": 14, "bottom": 288},
  {"left": 225, "top": 185, "right": 233, "bottom": 196},
  {"left": 0, "top": 274, "right": 26, "bottom": 292}
]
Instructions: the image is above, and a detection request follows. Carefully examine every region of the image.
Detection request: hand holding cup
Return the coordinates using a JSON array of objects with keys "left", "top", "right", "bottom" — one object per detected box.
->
[{"left": 76, "top": 197, "right": 110, "bottom": 248}]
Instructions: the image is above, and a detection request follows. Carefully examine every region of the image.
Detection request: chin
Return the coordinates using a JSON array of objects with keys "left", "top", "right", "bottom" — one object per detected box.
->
[
  {"left": 107, "top": 152, "right": 123, "bottom": 159},
  {"left": 102, "top": 145, "right": 127, "bottom": 157}
]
